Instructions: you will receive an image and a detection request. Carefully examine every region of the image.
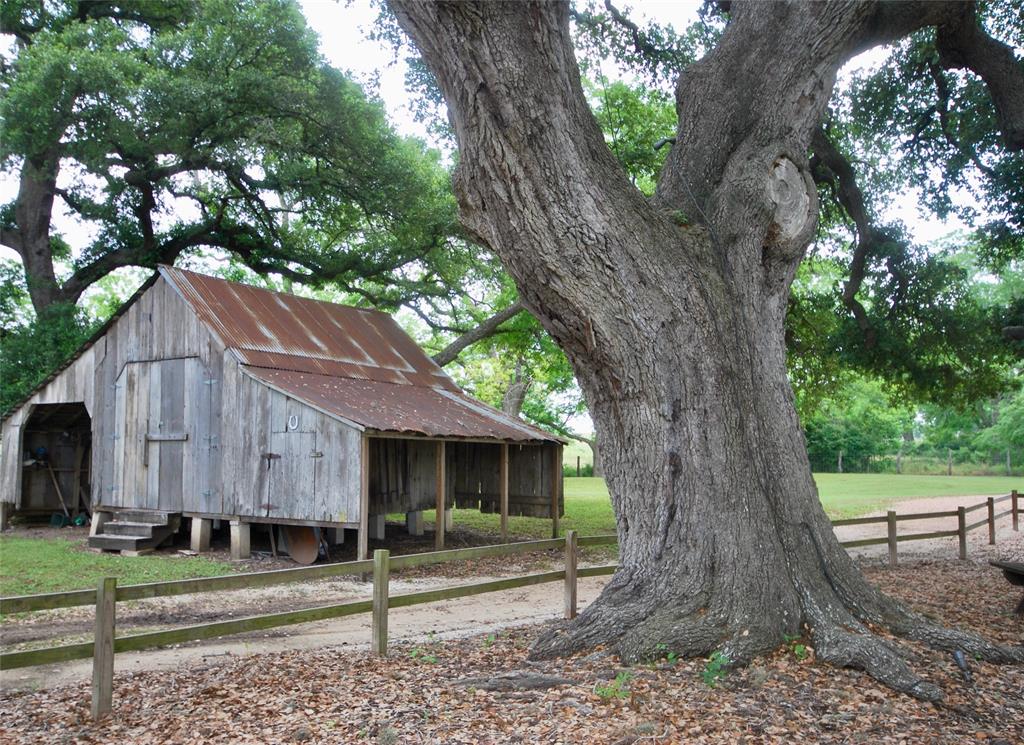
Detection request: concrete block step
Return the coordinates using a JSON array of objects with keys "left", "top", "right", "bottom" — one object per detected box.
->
[
  {"left": 112, "top": 510, "right": 172, "bottom": 526},
  {"left": 88, "top": 534, "right": 151, "bottom": 551},
  {"left": 103, "top": 521, "right": 156, "bottom": 538}
]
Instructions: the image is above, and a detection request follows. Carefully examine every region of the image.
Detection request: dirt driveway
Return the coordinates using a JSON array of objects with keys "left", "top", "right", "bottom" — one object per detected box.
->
[{"left": 2, "top": 494, "right": 1019, "bottom": 693}]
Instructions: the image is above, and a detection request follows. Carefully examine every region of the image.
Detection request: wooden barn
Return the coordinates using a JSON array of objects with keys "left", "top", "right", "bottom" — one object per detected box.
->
[{"left": 0, "top": 266, "right": 563, "bottom": 561}]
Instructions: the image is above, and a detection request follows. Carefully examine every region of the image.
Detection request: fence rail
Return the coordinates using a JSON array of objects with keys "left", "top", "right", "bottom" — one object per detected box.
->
[{"left": 0, "top": 491, "right": 1018, "bottom": 720}]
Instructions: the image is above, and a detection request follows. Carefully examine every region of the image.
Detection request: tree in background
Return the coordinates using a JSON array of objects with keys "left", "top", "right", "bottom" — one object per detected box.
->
[
  {"left": 390, "top": 0, "right": 1024, "bottom": 698},
  {"left": 1, "top": 0, "right": 464, "bottom": 315}
]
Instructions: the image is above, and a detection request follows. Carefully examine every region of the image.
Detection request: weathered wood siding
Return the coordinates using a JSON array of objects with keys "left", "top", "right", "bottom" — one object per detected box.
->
[
  {"left": 368, "top": 438, "right": 456, "bottom": 514},
  {"left": 220, "top": 359, "right": 362, "bottom": 524},
  {"left": 0, "top": 346, "right": 96, "bottom": 507},
  {"left": 452, "top": 441, "right": 563, "bottom": 518},
  {"left": 1, "top": 275, "right": 224, "bottom": 512},
  {"left": 95, "top": 277, "right": 224, "bottom": 512}
]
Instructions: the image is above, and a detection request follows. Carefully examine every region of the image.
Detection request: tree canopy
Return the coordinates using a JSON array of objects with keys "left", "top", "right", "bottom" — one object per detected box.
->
[{"left": 0, "top": 0, "right": 465, "bottom": 314}]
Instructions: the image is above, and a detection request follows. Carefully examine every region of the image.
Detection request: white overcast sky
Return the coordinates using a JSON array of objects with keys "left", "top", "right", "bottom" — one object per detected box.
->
[{"left": 0, "top": 0, "right": 967, "bottom": 268}]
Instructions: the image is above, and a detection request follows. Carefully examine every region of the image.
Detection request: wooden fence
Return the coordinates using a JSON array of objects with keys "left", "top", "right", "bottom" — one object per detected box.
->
[{"left": 0, "top": 490, "right": 1018, "bottom": 720}]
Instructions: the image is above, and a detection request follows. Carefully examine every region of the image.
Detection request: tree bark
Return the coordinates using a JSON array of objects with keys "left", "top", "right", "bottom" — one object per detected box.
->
[
  {"left": 501, "top": 358, "right": 531, "bottom": 417},
  {"left": 9, "top": 152, "right": 64, "bottom": 314},
  {"left": 390, "top": 0, "right": 1023, "bottom": 700}
]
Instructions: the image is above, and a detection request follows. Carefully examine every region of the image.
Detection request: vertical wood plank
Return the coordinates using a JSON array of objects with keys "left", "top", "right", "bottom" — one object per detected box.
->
[
  {"left": 957, "top": 506, "right": 967, "bottom": 560},
  {"left": 358, "top": 435, "right": 370, "bottom": 561},
  {"left": 146, "top": 361, "right": 162, "bottom": 510},
  {"left": 371, "top": 549, "right": 390, "bottom": 656},
  {"left": 886, "top": 511, "right": 897, "bottom": 568},
  {"left": 500, "top": 443, "right": 509, "bottom": 542},
  {"left": 91, "top": 577, "right": 116, "bottom": 720},
  {"left": 435, "top": 440, "right": 446, "bottom": 550},
  {"left": 1013, "top": 490, "right": 1019, "bottom": 532},
  {"left": 564, "top": 530, "right": 577, "bottom": 619}
]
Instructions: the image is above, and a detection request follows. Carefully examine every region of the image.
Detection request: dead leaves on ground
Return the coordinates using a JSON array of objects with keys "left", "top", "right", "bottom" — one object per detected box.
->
[{"left": 2, "top": 552, "right": 1022, "bottom": 744}]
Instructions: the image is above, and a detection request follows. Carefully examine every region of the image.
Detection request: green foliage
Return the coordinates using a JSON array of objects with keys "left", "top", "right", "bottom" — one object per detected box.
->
[
  {"left": 801, "top": 377, "right": 914, "bottom": 472},
  {"left": 702, "top": 651, "right": 730, "bottom": 688},
  {"left": 0, "top": 301, "right": 96, "bottom": 413},
  {"left": 2, "top": 0, "right": 465, "bottom": 308},
  {"left": 974, "top": 387, "right": 1024, "bottom": 453},
  {"left": 585, "top": 80, "right": 675, "bottom": 195},
  {"left": 594, "top": 671, "right": 633, "bottom": 699}
]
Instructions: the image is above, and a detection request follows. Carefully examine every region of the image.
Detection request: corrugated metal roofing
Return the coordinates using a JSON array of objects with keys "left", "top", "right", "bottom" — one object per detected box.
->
[
  {"left": 161, "top": 266, "right": 558, "bottom": 443},
  {"left": 245, "top": 367, "right": 557, "bottom": 441}
]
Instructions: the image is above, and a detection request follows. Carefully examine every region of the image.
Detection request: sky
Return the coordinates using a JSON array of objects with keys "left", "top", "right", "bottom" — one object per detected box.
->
[{"left": 0, "top": 0, "right": 970, "bottom": 280}]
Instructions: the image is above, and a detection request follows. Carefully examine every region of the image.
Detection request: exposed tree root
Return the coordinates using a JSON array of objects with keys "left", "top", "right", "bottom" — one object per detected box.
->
[
  {"left": 530, "top": 561, "right": 1024, "bottom": 703},
  {"left": 812, "top": 624, "right": 943, "bottom": 703}
]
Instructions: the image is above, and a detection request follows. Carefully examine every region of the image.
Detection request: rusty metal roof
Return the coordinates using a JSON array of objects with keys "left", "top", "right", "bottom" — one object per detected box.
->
[{"left": 161, "top": 266, "right": 558, "bottom": 443}]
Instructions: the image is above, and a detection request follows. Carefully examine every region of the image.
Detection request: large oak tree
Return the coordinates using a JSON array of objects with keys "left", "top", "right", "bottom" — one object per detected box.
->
[{"left": 389, "top": 0, "right": 1024, "bottom": 699}]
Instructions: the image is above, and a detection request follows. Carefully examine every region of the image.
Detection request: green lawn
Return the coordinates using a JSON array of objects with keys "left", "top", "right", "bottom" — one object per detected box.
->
[
  {"left": 0, "top": 535, "right": 236, "bottom": 598},
  {"left": 3, "top": 473, "right": 1017, "bottom": 598},
  {"left": 429, "top": 473, "right": 1021, "bottom": 539}
]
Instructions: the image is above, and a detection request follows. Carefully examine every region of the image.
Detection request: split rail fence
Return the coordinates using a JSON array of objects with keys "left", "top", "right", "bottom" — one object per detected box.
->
[{"left": 0, "top": 490, "right": 1018, "bottom": 720}]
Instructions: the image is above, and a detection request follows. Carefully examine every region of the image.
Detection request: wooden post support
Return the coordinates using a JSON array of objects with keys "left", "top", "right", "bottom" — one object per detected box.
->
[
  {"left": 564, "top": 530, "right": 578, "bottom": 619},
  {"left": 886, "top": 510, "right": 897, "bottom": 568},
  {"left": 444, "top": 508, "right": 454, "bottom": 532},
  {"left": 190, "top": 517, "right": 212, "bottom": 553},
  {"left": 576, "top": 455, "right": 580, "bottom": 477},
  {"left": 551, "top": 444, "right": 562, "bottom": 539},
  {"left": 0, "top": 501, "right": 9, "bottom": 532},
  {"left": 229, "top": 520, "right": 250, "bottom": 561},
  {"left": 91, "top": 576, "right": 116, "bottom": 720},
  {"left": 1013, "top": 490, "right": 1019, "bottom": 532},
  {"left": 435, "top": 440, "right": 446, "bottom": 550},
  {"left": 406, "top": 511, "right": 424, "bottom": 537},
  {"left": 371, "top": 549, "right": 390, "bottom": 657},
  {"left": 369, "top": 514, "right": 386, "bottom": 541},
  {"left": 500, "top": 443, "right": 509, "bottom": 543},
  {"left": 987, "top": 497, "right": 996, "bottom": 545},
  {"left": 89, "top": 510, "right": 111, "bottom": 538},
  {"left": 957, "top": 506, "right": 967, "bottom": 560},
  {"left": 357, "top": 437, "right": 373, "bottom": 581}
]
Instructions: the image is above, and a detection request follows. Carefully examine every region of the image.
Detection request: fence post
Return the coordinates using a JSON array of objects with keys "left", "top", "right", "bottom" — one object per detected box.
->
[
  {"left": 886, "top": 511, "right": 898, "bottom": 568},
  {"left": 957, "top": 506, "right": 967, "bottom": 560},
  {"left": 987, "top": 497, "right": 996, "bottom": 545},
  {"left": 91, "top": 576, "right": 116, "bottom": 720},
  {"left": 1012, "top": 490, "right": 1019, "bottom": 532},
  {"left": 372, "top": 549, "right": 390, "bottom": 657},
  {"left": 564, "top": 530, "right": 578, "bottom": 619}
]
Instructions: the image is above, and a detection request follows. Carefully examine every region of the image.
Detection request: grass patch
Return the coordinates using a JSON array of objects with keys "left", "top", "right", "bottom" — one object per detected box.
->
[
  {"left": 0, "top": 535, "right": 237, "bottom": 597},
  {"left": 412, "top": 474, "right": 1020, "bottom": 540}
]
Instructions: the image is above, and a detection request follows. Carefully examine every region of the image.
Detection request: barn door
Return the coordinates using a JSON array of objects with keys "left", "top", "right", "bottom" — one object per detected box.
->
[
  {"left": 256, "top": 395, "right": 319, "bottom": 519},
  {"left": 114, "top": 358, "right": 198, "bottom": 512}
]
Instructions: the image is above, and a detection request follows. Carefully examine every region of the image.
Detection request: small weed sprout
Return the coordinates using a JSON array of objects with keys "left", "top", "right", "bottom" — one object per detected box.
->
[
  {"left": 654, "top": 642, "right": 679, "bottom": 665},
  {"left": 702, "top": 651, "right": 730, "bottom": 687},
  {"left": 594, "top": 671, "right": 634, "bottom": 699},
  {"left": 783, "top": 633, "right": 809, "bottom": 661},
  {"left": 483, "top": 633, "right": 496, "bottom": 648}
]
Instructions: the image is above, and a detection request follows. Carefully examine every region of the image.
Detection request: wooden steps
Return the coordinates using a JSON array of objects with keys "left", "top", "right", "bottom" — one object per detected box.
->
[{"left": 88, "top": 511, "right": 178, "bottom": 553}]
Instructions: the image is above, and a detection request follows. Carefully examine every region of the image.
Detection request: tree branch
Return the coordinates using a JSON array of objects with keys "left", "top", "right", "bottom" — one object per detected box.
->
[
  {"left": 936, "top": 3, "right": 1024, "bottom": 151},
  {"left": 810, "top": 127, "right": 879, "bottom": 350},
  {"left": 431, "top": 300, "right": 526, "bottom": 367}
]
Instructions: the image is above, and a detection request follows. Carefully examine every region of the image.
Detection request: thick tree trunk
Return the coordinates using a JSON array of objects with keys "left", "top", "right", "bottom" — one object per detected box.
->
[
  {"left": 9, "top": 152, "right": 65, "bottom": 314},
  {"left": 501, "top": 359, "right": 531, "bottom": 417},
  {"left": 390, "top": 0, "right": 1023, "bottom": 699}
]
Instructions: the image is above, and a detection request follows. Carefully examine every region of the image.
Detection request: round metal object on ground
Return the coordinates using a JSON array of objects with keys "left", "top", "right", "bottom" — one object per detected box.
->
[{"left": 283, "top": 525, "right": 319, "bottom": 565}]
